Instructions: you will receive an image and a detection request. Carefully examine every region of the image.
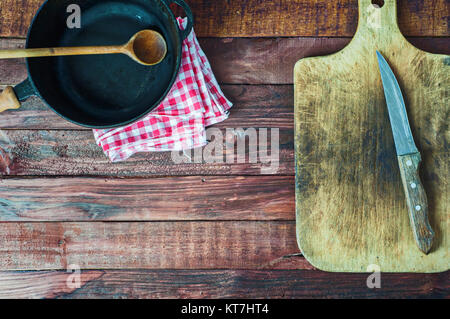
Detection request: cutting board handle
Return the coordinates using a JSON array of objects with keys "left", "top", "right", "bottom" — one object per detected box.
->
[{"left": 356, "top": 0, "right": 400, "bottom": 36}]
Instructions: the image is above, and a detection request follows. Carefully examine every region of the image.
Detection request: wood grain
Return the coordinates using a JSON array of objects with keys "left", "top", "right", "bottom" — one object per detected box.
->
[
  {"left": 398, "top": 153, "right": 434, "bottom": 254},
  {"left": 0, "top": 176, "right": 295, "bottom": 221},
  {"left": 0, "top": 37, "right": 349, "bottom": 87},
  {"left": 1, "top": 37, "right": 449, "bottom": 87},
  {"left": 0, "top": 39, "right": 26, "bottom": 86},
  {"left": 0, "top": 37, "right": 447, "bottom": 130},
  {"left": 0, "top": 221, "right": 307, "bottom": 270},
  {"left": 202, "top": 37, "right": 450, "bottom": 84},
  {"left": 0, "top": 0, "right": 447, "bottom": 297},
  {"left": 0, "top": 129, "right": 292, "bottom": 176},
  {"left": 0, "top": 0, "right": 448, "bottom": 38},
  {"left": 0, "top": 30, "right": 166, "bottom": 64},
  {"left": 0, "top": 269, "right": 448, "bottom": 299},
  {"left": 0, "top": 85, "right": 293, "bottom": 129},
  {"left": 294, "top": 0, "right": 449, "bottom": 272}
]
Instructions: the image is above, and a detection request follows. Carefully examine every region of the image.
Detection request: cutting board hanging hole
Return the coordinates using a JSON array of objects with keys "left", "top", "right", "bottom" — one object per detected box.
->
[{"left": 371, "top": 0, "right": 385, "bottom": 8}]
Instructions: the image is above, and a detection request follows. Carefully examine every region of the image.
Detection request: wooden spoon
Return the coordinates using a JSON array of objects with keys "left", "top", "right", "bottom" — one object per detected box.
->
[{"left": 0, "top": 30, "right": 167, "bottom": 66}]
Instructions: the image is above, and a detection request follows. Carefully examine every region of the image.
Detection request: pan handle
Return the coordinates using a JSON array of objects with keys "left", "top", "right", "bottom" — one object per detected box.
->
[
  {"left": 0, "top": 78, "right": 36, "bottom": 113},
  {"left": 165, "top": 0, "right": 194, "bottom": 40}
]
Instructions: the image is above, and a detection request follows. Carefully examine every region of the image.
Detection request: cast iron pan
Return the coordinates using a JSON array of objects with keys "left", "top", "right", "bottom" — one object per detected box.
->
[{"left": 11, "top": 0, "right": 193, "bottom": 128}]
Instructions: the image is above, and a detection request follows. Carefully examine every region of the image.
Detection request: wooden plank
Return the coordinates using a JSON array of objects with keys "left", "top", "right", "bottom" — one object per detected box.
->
[
  {"left": 0, "top": 221, "right": 309, "bottom": 270},
  {"left": 0, "top": 37, "right": 447, "bottom": 130},
  {"left": 0, "top": 176, "right": 295, "bottom": 221},
  {"left": 0, "top": 85, "right": 293, "bottom": 129},
  {"left": 202, "top": 37, "right": 349, "bottom": 85},
  {"left": 1, "top": 37, "right": 449, "bottom": 87},
  {"left": 294, "top": 0, "right": 449, "bottom": 273},
  {"left": 0, "top": 38, "right": 25, "bottom": 87},
  {"left": 0, "top": 270, "right": 448, "bottom": 298},
  {"left": 0, "top": 0, "right": 448, "bottom": 38},
  {"left": 202, "top": 37, "right": 450, "bottom": 84},
  {"left": 0, "top": 37, "right": 349, "bottom": 86},
  {"left": 0, "top": 129, "right": 291, "bottom": 176}
]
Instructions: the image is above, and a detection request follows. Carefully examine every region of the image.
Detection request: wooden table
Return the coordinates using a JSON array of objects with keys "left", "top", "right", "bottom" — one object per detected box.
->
[{"left": 0, "top": 0, "right": 448, "bottom": 298}]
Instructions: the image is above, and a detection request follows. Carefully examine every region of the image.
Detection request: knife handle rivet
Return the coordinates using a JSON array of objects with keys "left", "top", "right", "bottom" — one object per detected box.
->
[
  {"left": 410, "top": 183, "right": 417, "bottom": 189},
  {"left": 406, "top": 160, "right": 413, "bottom": 167},
  {"left": 415, "top": 205, "right": 422, "bottom": 211}
]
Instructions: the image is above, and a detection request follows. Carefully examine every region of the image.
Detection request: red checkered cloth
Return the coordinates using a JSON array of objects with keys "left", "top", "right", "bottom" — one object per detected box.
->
[{"left": 93, "top": 18, "right": 233, "bottom": 162}]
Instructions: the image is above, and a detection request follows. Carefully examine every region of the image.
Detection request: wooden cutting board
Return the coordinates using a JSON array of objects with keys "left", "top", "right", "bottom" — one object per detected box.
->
[{"left": 294, "top": 0, "right": 449, "bottom": 273}]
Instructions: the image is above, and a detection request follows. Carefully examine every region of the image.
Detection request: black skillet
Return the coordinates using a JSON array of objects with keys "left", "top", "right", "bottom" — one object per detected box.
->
[{"left": 4, "top": 0, "right": 193, "bottom": 128}]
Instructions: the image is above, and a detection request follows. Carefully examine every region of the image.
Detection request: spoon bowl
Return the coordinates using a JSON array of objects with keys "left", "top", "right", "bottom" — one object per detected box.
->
[{"left": 125, "top": 30, "right": 168, "bottom": 66}]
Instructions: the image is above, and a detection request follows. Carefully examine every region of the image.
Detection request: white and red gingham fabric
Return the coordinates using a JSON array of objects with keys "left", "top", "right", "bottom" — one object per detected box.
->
[{"left": 93, "top": 18, "right": 233, "bottom": 162}]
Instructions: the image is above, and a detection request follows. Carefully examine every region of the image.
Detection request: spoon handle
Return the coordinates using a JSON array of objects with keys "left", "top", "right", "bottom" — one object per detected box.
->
[{"left": 0, "top": 45, "right": 124, "bottom": 59}]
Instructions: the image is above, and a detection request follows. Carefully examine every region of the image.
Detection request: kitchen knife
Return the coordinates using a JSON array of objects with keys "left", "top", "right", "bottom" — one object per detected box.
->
[{"left": 376, "top": 51, "right": 434, "bottom": 254}]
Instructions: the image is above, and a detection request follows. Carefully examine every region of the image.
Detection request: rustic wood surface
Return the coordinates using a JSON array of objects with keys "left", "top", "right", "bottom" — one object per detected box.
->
[
  {"left": 295, "top": 0, "right": 449, "bottom": 272},
  {"left": 0, "top": 176, "right": 295, "bottom": 221},
  {"left": 0, "top": 0, "right": 448, "bottom": 298},
  {"left": 0, "top": 129, "right": 292, "bottom": 176},
  {"left": 0, "top": 270, "right": 448, "bottom": 299},
  {"left": 2, "top": 37, "right": 450, "bottom": 88},
  {"left": 0, "top": 0, "right": 448, "bottom": 38},
  {"left": 0, "top": 84, "right": 294, "bottom": 129},
  {"left": 0, "top": 221, "right": 307, "bottom": 270}
]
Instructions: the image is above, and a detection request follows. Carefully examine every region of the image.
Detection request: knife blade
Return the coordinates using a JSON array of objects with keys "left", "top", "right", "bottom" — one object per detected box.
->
[{"left": 376, "top": 51, "right": 434, "bottom": 254}]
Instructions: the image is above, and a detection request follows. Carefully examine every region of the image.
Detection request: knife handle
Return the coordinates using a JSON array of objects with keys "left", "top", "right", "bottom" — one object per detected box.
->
[{"left": 398, "top": 153, "right": 434, "bottom": 254}]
